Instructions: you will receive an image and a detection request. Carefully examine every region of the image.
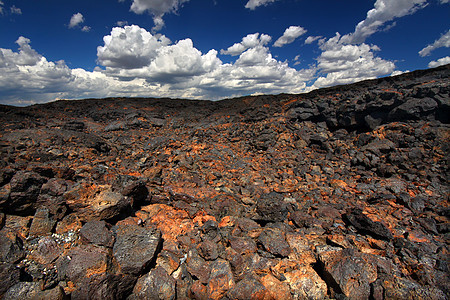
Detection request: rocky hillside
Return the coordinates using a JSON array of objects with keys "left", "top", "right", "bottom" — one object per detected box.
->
[{"left": 0, "top": 64, "right": 449, "bottom": 299}]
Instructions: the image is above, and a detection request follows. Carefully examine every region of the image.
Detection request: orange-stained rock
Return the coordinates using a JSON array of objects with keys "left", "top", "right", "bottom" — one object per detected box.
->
[
  {"left": 259, "top": 273, "right": 293, "bottom": 300},
  {"left": 141, "top": 204, "right": 194, "bottom": 241},
  {"left": 284, "top": 266, "right": 327, "bottom": 300},
  {"left": 64, "top": 183, "right": 131, "bottom": 222},
  {"left": 55, "top": 213, "right": 82, "bottom": 234},
  {"left": 317, "top": 246, "right": 377, "bottom": 300},
  {"left": 207, "top": 259, "right": 235, "bottom": 300}
]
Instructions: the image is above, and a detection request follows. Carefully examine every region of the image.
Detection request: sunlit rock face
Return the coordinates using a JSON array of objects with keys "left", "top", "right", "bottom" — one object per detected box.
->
[{"left": 0, "top": 65, "right": 449, "bottom": 299}]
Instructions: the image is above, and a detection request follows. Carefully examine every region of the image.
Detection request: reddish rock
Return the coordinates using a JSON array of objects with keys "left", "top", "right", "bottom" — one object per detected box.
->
[
  {"left": 0, "top": 230, "right": 25, "bottom": 264},
  {"left": 64, "top": 183, "right": 131, "bottom": 222},
  {"left": 258, "top": 227, "right": 291, "bottom": 257},
  {"left": 197, "top": 239, "right": 219, "bottom": 261},
  {"left": 112, "top": 224, "right": 161, "bottom": 275},
  {"left": 226, "top": 275, "right": 272, "bottom": 300},
  {"left": 229, "top": 236, "right": 258, "bottom": 255},
  {"left": 79, "top": 220, "right": 115, "bottom": 248},
  {"left": 317, "top": 246, "right": 377, "bottom": 299},
  {"left": 28, "top": 236, "right": 62, "bottom": 265},
  {"left": 28, "top": 207, "right": 55, "bottom": 239},
  {"left": 129, "top": 266, "right": 176, "bottom": 300},
  {"left": 207, "top": 259, "right": 235, "bottom": 300},
  {"left": 259, "top": 273, "right": 293, "bottom": 300},
  {"left": 186, "top": 249, "right": 211, "bottom": 284}
]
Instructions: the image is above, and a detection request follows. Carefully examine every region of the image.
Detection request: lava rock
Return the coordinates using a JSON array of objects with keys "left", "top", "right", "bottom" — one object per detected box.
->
[
  {"left": 112, "top": 224, "right": 161, "bottom": 275},
  {"left": 79, "top": 220, "right": 115, "bottom": 248}
]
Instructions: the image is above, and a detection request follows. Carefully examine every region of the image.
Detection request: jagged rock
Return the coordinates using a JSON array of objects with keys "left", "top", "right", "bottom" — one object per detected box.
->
[
  {"left": 317, "top": 246, "right": 377, "bottom": 300},
  {"left": 129, "top": 266, "right": 176, "bottom": 300},
  {"left": 0, "top": 230, "right": 24, "bottom": 264},
  {"left": 344, "top": 208, "right": 393, "bottom": 240},
  {"left": 29, "top": 236, "right": 62, "bottom": 265},
  {"left": 64, "top": 183, "right": 132, "bottom": 222},
  {"left": 112, "top": 224, "right": 161, "bottom": 275},
  {"left": 226, "top": 274, "right": 271, "bottom": 299},
  {"left": 28, "top": 207, "right": 55, "bottom": 239},
  {"left": 255, "top": 192, "right": 289, "bottom": 223},
  {"left": 207, "top": 259, "right": 235, "bottom": 300},
  {"left": 283, "top": 265, "right": 328, "bottom": 300},
  {"left": 79, "top": 220, "right": 115, "bottom": 248},
  {"left": 3, "top": 282, "right": 65, "bottom": 300},
  {"left": 0, "top": 263, "right": 21, "bottom": 297},
  {"left": 56, "top": 244, "right": 110, "bottom": 283},
  {"left": 186, "top": 248, "right": 211, "bottom": 284},
  {"left": 229, "top": 236, "right": 258, "bottom": 256},
  {"left": 6, "top": 171, "right": 46, "bottom": 215},
  {"left": 257, "top": 227, "right": 291, "bottom": 257},
  {"left": 259, "top": 273, "right": 293, "bottom": 300},
  {"left": 197, "top": 239, "right": 219, "bottom": 261}
]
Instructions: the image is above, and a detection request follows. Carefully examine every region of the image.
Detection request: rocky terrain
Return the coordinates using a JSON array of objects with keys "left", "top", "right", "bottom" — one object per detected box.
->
[{"left": 0, "top": 64, "right": 449, "bottom": 299}]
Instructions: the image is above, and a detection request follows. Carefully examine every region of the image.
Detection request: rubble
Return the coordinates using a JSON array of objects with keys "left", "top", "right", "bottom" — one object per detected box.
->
[{"left": 0, "top": 65, "right": 449, "bottom": 299}]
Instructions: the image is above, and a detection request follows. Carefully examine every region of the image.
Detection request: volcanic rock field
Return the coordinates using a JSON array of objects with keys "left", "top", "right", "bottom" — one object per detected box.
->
[{"left": 0, "top": 65, "right": 449, "bottom": 299}]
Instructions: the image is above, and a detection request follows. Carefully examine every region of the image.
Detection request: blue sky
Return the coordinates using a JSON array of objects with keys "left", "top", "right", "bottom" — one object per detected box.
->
[{"left": 0, "top": 0, "right": 449, "bottom": 106}]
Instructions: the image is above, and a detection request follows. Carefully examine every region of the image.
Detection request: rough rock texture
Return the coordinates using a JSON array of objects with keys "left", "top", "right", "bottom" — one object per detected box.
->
[{"left": 0, "top": 65, "right": 449, "bottom": 299}]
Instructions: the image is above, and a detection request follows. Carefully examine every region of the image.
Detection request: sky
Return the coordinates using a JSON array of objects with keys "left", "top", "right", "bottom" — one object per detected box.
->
[{"left": 0, "top": 0, "right": 449, "bottom": 106}]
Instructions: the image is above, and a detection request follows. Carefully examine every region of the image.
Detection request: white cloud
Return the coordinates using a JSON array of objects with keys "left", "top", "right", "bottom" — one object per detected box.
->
[
  {"left": 245, "top": 0, "right": 278, "bottom": 10},
  {"left": 342, "top": 0, "right": 428, "bottom": 44},
  {"left": 220, "top": 33, "right": 271, "bottom": 56},
  {"left": 69, "top": 13, "right": 85, "bottom": 28},
  {"left": 82, "top": 26, "right": 91, "bottom": 32},
  {"left": 304, "top": 36, "right": 321, "bottom": 45},
  {"left": 312, "top": 33, "right": 395, "bottom": 88},
  {"left": 10, "top": 5, "right": 21, "bottom": 14},
  {"left": 440, "top": 0, "right": 449, "bottom": 3},
  {"left": 273, "top": 26, "right": 307, "bottom": 47},
  {"left": 97, "top": 25, "right": 171, "bottom": 69},
  {"left": 419, "top": 30, "right": 450, "bottom": 56},
  {"left": 128, "top": 0, "right": 190, "bottom": 31},
  {"left": 428, "top": 56, "right": 450, "bottom": 68}
]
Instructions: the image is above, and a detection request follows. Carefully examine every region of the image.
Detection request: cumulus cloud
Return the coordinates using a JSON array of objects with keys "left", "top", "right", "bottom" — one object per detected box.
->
[
  {"left": 245, "top": 0, "right": 278, "bottom": 10},
  {"left": 312, "top": 33, "right": 395, "bottom": 88},
  {"left": 419, "top": 30, "right": 450, "bottom": 56},
  {"left": 342, "top": 0, "right": 428, "bottom": 44},
  {"left": 10, "top": 5, "right": 21, "bottom": 14},
  {"left": 69, "top": 13, "right": 85, "bottom": 28},
  {"left": 428, "top": 56, "right": 450, "bottom": 68},
  {"left": 273, "top": 26, "right": 307, "bottom": 47},
  {"left": 440, "top": 0, "right": 449, "bottom": 3},
  {"left": 0, "top": 1, "right": 4, "bottom": 14},
  {"left": 220, "top": 33, "right": 271, "bottom": 56},
  {"left": 128, "top": 0, "right": 190, "bottom": 31}
]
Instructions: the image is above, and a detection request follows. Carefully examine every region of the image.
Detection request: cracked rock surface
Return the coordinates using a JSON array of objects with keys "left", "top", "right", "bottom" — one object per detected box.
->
[{"left": 0, "top": 65, "right": 449, "bottom": 299}]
